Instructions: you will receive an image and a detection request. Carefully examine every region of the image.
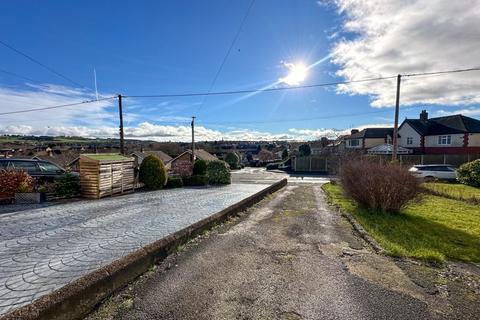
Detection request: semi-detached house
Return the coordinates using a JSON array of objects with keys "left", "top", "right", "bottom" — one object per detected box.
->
[
  {"left": 344, "top": 128, "right": 394, "bottom": 150},
  {"left": 398, "top": 111, "right": 480, "bottom": 154}
]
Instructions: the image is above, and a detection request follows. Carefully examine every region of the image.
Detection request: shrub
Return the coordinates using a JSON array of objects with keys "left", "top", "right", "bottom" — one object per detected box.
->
[
  {"left": 139, "top": 155, "right": 167, "bottom": 190},
  {"left": 183, "top": 175, "right": 208, "bottom": 186},
  {"left": 281, "top": 149, "right": 289, "bottom": 160},
  {"left": 207, "top": 160, "right": 231, "bottom": 185},
  {"left": 54, "top": 173, "right": 80, "bottom": 198},
  {"left": 193, "top": 159, "right": 207, "bottom": 175},
  {"left": 340, "top": 159, "right": 419, "bottom": 213},
  {"left": 0, "top": 170, "right": 33, "bottom": 196},
  {"left": 225, "top": 152, "right": 240, "bottom": 169},
  {"left": 165, "top": 176, "right": 184, "bottom": 188},
  {"left": 299, "top": 144, "right": 311, "bottom": 156},
  {"left": 258, "top": 149, "right": 276, "bottom": 161},
  {"left": 457, "top": 159, "right": 480, "bottom": 187}
]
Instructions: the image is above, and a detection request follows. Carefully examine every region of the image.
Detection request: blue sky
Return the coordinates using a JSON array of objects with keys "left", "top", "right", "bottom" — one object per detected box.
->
[{"left": 0, "top": 0, "right": 479, "bottom": 141}]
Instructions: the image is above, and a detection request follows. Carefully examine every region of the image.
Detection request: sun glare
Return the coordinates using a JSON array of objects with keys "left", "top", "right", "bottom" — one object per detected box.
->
[{"left": 280, "top": 62, "right": 308, "bottom": 86}]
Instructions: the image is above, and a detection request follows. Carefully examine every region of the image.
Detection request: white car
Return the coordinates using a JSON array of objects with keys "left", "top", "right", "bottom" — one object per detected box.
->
[{"left": 408, "top": 164, "right": 457, "bottom": 181}]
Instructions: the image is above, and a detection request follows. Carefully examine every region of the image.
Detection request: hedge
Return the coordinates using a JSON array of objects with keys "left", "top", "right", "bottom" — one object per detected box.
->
[
  {"left": 207, "top": 160, "right": 231, "bottom": 185},
  {"left": 457, "top": 159, "right": 480, "bottom": 187},
  {"left": 139, "top": 155, "right": 167, "bottom": 190}
]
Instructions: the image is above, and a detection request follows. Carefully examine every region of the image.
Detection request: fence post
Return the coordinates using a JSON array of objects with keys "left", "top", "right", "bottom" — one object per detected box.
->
[
  {"left": 443, "top": 154, "right": 446, "bottom": 164},
  {"left": 421, "top": 154, "right": 424, "bottom": 164}
]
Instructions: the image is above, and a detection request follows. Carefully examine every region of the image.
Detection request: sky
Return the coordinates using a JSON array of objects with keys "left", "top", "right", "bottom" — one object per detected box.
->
[{"left": 0, "top": 0, "right": 479, "bottom": 141}]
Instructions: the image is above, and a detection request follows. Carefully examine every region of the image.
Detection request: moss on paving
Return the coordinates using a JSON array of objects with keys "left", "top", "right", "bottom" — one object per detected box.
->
[{"left": 322, "top": 183, "right": 480, "bottom": 263}]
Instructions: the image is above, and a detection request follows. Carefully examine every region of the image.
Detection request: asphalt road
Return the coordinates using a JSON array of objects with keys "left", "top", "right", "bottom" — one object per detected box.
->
[
  {"left": 0, "top": 183, "right": 269, "bottom": 316},
  {"left": 91, "top": 184, "right": 434, "bottom": 320}
]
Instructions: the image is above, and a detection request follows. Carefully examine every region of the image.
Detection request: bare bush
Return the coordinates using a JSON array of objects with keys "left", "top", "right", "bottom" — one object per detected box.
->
[{"left": 340, "top": 158, "right": 419, "bottom": 213}]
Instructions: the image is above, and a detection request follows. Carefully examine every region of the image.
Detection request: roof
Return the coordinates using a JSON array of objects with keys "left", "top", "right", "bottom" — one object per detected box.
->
[
  {"left": 170, "top": 149, "right": 217, "bottom": 163},
  {"left": 401, "top": 114, "right": 480, "bottom": 135},
  {"left": 346, "top": 128, "right": 394, "bottom": 139},
  {"left": 367, "top": 144, "right": 412, "bottom": 155},
  {"left": 131, "top": 150, "right": 172, "bottom": 164},
  {"left": 81, "top": 153, "right": 132, "bottom": 162}
]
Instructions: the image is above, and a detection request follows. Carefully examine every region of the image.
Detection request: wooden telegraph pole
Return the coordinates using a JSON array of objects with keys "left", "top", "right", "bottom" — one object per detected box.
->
[
  {"left": 118, "top": 94, "right": 125, "bottom": 155},
  {"left": 392, "top": 74, "right": 401, "bottom": 161},
  {"left": 191, "top": 116, "right": 196, "bottom": 163}
]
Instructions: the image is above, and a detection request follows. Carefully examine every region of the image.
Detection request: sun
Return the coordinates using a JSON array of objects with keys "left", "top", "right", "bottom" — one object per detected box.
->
[{"left": 280, "top": 62, "right": 308, "bottom": 86}]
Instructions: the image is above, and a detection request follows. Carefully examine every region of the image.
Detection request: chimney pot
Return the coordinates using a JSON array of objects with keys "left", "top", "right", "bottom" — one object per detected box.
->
[{"left": 420, "top": 110, "right": 428, "bottom": 121}]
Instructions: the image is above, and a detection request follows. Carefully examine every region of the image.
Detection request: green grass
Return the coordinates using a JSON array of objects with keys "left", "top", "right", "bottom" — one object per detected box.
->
[
  {"left": 322, "top": 183, "right": 480, "bottom": 263},
  {"left": 83, "top": 153, "right": 131, "bottom": 161},
  {"left": 422, "top": 182, "right": 480, "bottom": 203}
]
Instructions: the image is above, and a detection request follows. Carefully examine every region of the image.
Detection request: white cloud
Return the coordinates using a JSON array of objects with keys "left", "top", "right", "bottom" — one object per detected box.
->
[
  {"left": 435, "top": 107, "right": 480, "bottom": 117},
  {"left": 0, "top": 84, "right": 116, "bottom": 128},
  {"left": 0, "top": 121, "right": 394, "bottom": 142},
  {"left": 331, "top": 0, "right": 480, "bottom": 107}
]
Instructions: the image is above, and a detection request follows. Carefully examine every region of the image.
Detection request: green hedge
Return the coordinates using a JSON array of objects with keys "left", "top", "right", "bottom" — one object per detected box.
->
[
  {"left": 54, "top": 173, "right": 80, "bottom": 198},
  {"left": 139, "top": 155, "right": 167, "bottom": 190},
  {"left": 207, "top": 160, "right": 231, "bottom": 185},
  {"left": 165, "top": 176, "right": 184, "bottom": 188},
  {"left": 457, "top": 159, "right": 480, "bottom": 187},
  {"left": 193, "top": 159, "right": 207, "bottom": 175},
  {"left": 225, "top": 152, "right": 240, "bottom": 169},
  {"left": 183, "top": 174, "right": 208, "bottom": 186}
]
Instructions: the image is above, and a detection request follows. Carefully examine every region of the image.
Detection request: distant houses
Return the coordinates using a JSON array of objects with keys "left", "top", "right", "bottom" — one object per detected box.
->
[
  {"left": 343, "top": 111, "right": 480, "bottom": 155},
  {"left": 345, "top": 128, "right": 394, "bottom": 150}
]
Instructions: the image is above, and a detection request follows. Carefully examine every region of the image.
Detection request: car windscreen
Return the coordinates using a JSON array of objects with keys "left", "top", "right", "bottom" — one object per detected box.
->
[{"left": 38, "top": 162, "right": 64, "bottom": 173}]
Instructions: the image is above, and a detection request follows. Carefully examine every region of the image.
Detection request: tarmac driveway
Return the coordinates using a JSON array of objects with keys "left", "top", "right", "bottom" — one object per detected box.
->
[{"left": 0, "top": 183, "right": 269, "bottom": 316}]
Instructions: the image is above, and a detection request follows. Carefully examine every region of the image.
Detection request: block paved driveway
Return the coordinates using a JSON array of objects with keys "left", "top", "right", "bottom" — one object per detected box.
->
[{"left": 0, "top": 183, "right": 269, "bottom": 316}]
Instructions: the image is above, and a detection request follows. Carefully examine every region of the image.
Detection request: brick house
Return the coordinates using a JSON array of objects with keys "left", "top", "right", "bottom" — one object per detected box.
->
[
  {"left": 344, "top": 128, "right": 394, "bottom": 150},
  {"left": 398, "top": 111, "right": 480, "bottom": 154}
]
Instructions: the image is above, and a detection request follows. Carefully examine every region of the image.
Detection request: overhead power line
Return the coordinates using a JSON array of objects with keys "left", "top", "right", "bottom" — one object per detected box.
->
[
  {"left": 124, "top": 67, "right": 480, "bottom": 99},
  {"left": 403, "top": 67, "right": 480, "bottom": 77},
  {"left": 197, "top": 0, "right": 256, "bottom": 113},
  {"left": 0, "top": 68, "right": 40, "bottom": 83},
  {"left": 0, "top": 96, "right": 116, "bottom": 116},
  {"left": 125, "top": 75, "right": 398, "bottom": 98},
  {"left": 0, "top": 39, "right": 90, "bottom": 90}
]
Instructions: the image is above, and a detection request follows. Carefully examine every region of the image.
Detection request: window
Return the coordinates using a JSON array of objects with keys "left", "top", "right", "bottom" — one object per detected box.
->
[
  {"left": 12, "top": 161, "right": 40, "bottom": 173},
  {"left": 38, "top": 162, "right": 63, "bottom": 173},
  {"left": 348, "top": 139, "right": 360, "bottom": 147},
  {"left": 406, "top": 137, "right": 413, "bottom": 145},
  {"left": 438, "top": 135, "right": 451, "bottom": 145}
]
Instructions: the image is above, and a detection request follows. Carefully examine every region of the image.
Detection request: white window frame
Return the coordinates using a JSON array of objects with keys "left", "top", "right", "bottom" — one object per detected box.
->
[
  {"left": 437, "top": 135, "right": 451, "bottom": 145},
  {"left": 406, "top": 137, "right": 413, "bottom": 145},
  {"left": 348, "top": 139, "right": 360, "bottom": 147}
]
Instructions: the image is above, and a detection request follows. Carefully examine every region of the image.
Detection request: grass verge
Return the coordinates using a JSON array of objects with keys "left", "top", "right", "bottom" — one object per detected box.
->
[
  {"left": 322, "top": 183, "right": 480, "bottom": 263},
  {"left": 422, "top": 182, "right": 480, "bottom": 204}
]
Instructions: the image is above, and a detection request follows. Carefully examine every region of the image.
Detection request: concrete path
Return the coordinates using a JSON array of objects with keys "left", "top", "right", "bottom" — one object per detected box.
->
[
  {"left": 0, "top": 184, "right": 269, "bottom": 316},
  {"left": 91, "top": 184, "right": 435, "bottom": 320}
]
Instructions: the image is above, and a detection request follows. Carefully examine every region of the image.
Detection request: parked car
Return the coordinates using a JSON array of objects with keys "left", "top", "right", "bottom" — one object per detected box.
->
[
  {"left": 408, "top": 164, "right": 457, "bottom": 181},
  {"left": 0, "top": 159, "right": 71, "bottom": 181}
]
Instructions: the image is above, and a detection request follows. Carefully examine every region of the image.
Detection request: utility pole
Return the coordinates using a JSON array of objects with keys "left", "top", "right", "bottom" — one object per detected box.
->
[
  {"left": 118, "top": 94, "right": 125, "bottom": 155},
  {"left": 191, "top": 116, "right": 196, "bottom": 163},
  {"left": 392, "top": 74, "right": 401, "bottom": 161}
]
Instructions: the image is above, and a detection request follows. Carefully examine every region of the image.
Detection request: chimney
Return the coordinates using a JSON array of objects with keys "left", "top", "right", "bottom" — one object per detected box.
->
[
  {"left": 420, "top": 110, "right": 428, "bottom": 121},
  {"left": 350, "top": 129, "right": 359, "bottom": 135}
]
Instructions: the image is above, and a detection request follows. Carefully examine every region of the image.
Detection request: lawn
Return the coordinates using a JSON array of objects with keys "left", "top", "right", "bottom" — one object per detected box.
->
[
  {"left": 422, "top": 182, "right": 480, "bottom": 203},
  {"left": 322, "top": 183, "right": 480, "bottom": 263}
]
